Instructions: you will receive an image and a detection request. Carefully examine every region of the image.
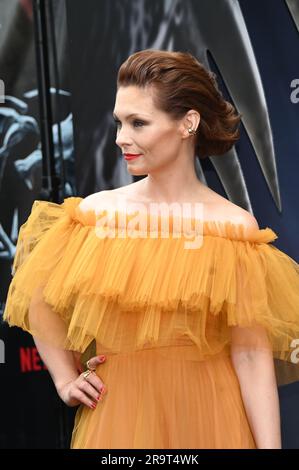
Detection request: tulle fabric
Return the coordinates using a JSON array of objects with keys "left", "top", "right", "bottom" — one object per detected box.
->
[
  {"left": 71, "top": 346, "right": 256, "bottom": 449},
  {"left": 4, "top": 197, "right": 299, "bottom": 363},
  {"left": 3, "top": 196, "right": 299, "bottom": 448}
]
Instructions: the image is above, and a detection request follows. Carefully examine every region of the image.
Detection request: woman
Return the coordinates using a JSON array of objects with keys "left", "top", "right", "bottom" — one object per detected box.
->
[{"left": 4, "top": 49, "right": 299, "bottom": 449}]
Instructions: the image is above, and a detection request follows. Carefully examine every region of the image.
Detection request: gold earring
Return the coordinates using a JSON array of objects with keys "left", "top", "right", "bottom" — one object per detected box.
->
[{"left": 188, "top": 127, "right": 197, "bottom": 136}]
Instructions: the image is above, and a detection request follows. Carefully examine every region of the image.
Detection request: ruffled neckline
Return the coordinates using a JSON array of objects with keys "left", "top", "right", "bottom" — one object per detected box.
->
[{"left": 60, "top": 196, "right": 278, "bottom": 244}]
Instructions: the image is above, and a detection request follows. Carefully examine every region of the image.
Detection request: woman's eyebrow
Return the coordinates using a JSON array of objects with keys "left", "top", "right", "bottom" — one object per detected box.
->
[{"left": 112, "top": 112, "right": 147, "bottom": 120}]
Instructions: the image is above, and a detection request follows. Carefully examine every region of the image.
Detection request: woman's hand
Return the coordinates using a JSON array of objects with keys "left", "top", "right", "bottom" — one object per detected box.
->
[{"left": 56, "top": 355, "right": 107, "bottom": 410}]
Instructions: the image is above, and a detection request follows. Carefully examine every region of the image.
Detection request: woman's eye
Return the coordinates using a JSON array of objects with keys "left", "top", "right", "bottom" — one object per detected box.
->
[
  {"left": 132, "top": 120, "right": 144, "bottom": 127},
  {"left": 114, "top": 120, "right": 145, "bottom": 129}
]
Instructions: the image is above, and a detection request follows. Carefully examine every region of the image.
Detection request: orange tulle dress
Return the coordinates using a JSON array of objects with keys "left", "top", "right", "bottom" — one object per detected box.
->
[{"left": 3, "top": 196, "right": 299, "bottom": 449}]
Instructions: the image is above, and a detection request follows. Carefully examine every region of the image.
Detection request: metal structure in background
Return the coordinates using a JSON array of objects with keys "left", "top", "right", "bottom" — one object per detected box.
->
[
  {"left": 31, "top": 0, "right": 74, "bottom": 448},
  {"left": 32, "top": 0, "right": 62, "bottom": 203}
]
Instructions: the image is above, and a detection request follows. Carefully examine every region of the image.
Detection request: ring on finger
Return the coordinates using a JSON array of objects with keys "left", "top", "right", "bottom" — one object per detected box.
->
[
  {"left": 83, "top": 370, "right": 92, "bottom": 380},
  {"left": 86, "top": 359, "right": 97, "bottom": 371}
]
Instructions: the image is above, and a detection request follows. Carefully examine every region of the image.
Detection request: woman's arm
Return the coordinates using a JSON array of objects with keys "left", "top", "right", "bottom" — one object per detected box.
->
[
  {"left": 33, "top": 336, "right": 106, "bottom": 409},
  {"left": 230, "top": 326, "right": 282, "bottom": 449},
  {"left": 33, "top": 336, "right": 80, "bottom": 391}
]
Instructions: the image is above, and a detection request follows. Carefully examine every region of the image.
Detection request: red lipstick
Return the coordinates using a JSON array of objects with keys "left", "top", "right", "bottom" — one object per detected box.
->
[{"left": 124, "top": 153, "right": 143, "bottom": 160}]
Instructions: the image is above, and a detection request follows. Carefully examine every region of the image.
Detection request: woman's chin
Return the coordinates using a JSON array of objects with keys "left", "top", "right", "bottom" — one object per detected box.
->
[{"left": 127, "top": 167, "right": 148, "bottom": 176}]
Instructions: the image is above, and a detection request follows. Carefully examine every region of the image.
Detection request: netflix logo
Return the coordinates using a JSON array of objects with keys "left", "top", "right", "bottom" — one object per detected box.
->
[{"left": 19, "top": 347, "right": 48, "bottom": 373}]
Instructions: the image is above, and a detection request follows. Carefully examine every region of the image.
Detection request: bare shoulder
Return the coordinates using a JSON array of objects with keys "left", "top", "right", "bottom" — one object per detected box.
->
[
  {"left": 213, "top": 196, "right": 259, "bottom": 230},
  {"left": 78, "top": 190, "right": 110, "bottom": 212},
  {"left": 234, "top": 207, "right": 259, "bottom": 230},
  {"left": 197, "top": 185, "right": 258, "bottom": 228},
  {"left": 78, "top": 185, "right": 259, "bottom": 231},
  {"left": 78, "top": 183, "right": 142, "bottom": 213}
]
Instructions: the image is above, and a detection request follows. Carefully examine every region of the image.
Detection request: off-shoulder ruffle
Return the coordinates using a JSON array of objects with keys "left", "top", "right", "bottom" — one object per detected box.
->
[{"left": 3, "top": 197, "right": 299, "bottom": 374}]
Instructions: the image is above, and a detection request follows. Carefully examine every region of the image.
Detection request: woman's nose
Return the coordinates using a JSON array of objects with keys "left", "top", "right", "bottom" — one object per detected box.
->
[{"left": 115, "top": 127, "right": 132, "bottom": 147}]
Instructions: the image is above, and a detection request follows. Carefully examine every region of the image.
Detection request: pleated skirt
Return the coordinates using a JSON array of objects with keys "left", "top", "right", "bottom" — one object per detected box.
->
[{"left": 71, "top": 345, "right": 256, "bottom": 449}]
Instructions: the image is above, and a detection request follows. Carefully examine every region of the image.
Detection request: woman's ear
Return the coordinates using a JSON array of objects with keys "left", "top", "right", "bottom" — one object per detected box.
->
[{"left": 180, "top": 110, "right": 200, "bottom": 139}]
